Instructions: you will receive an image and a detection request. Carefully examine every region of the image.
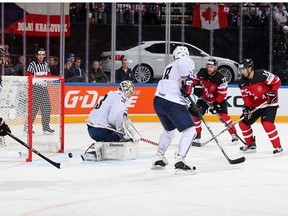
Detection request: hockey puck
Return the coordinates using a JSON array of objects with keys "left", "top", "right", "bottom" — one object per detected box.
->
[{"left": 68, "top": 153, "right": 73, "bottom": 158}]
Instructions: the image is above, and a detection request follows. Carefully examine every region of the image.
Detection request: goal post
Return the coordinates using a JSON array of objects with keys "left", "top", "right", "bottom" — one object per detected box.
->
[{"left": 0, "top": 75, "right": 65, "bottom": 162}]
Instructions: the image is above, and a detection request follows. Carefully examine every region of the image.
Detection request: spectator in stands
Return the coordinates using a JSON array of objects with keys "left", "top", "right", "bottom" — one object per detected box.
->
[
  {"left": 88, "top": 60, "right": 109, "bottom": 83},
  {"left": 256, "top": 3, "right": 269, "bottom": 27},
  {"left": 13, "top": 55, "right": 26, "bottom": 76},
  {"left": 66, "top": 53, "right": 75, "bottom": 64},
  {"left": 69, "top": 57, "right": 86, "bottom": 82},
  {"left": 274, "top": 3, "right": 288, "bottom": 32},
  {"left": 50, "top": 56, "right": 60, "bottom": 76},
  {"left": 115, "top": 59, "right": 135, "bottom": 83},
  {"left": 64, "top": 60, "right": 74, "bottom": 82},
  {"left": 273, "top": 3, "right": 286, "bottom": 16},
  {"left": 242, "top": 3, "right": 257, "bottom": 27},
  {"left": 281, "top": 25, "right": 288, "bottom": 49},
  {"left": 49, "top": 56, "right": 55, "bottom": 67},
  {"left": 227, "top": 4, "right": 240, "bottom": 27}
]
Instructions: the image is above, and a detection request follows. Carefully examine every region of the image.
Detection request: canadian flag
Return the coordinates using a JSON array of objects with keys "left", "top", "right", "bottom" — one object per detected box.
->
[{"left": 192, "top": 3, "right": 230, "bottom": 30}]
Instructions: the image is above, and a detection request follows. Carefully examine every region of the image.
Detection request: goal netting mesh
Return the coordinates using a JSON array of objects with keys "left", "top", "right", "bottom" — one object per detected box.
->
[{"left": 0, "top": 76, "right": 64, "bottom": 162}]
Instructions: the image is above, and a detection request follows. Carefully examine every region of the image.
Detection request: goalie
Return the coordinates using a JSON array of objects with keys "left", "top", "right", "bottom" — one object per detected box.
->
[{"left": 85, "top": 80, "right": 140, "bottom": 161}]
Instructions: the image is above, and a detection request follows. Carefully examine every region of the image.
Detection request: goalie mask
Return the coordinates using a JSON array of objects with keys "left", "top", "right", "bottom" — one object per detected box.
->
[
  {"left": 119, "top": 80, "right": 135, "bottom": 98},
  {"left": 173, "top": 46, "right": 189, "bottom": 60}
]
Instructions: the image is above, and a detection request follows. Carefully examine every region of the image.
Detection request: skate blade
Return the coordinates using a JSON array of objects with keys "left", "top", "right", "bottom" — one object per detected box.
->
[
  {"left": 241, "top": 149, "right": 257, "bottom": 153},
  {"left": 174, "top": 168, "right": 196, "bottom": 175},
  {"left": 151, "top": 165, "right": 166, "bottom": 170},
  {"left": 274, "top": 152, "right": 284, "bottom": 157}
]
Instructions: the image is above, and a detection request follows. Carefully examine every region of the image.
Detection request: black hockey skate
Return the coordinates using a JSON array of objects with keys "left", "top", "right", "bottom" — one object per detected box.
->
[
  {"left": 240, "top": 142, "right": 256, "bottom": 152},
  {"left": 174, "top": 155, "right": 196, "bottom": 175},
  {"left": 273, "top": 146, "right": 283, "bottom": 156},
  {"left": 151, "top": 153, "right": 168, "bottom": 170}
]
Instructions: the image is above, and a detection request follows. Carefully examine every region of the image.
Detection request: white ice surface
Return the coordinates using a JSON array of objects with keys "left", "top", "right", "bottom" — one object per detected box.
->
[{"left": 0, "top": 122, "right": 288, "bottom": 216}]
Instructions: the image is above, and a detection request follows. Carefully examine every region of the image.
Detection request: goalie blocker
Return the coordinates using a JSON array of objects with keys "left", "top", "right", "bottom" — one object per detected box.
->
[{"left": 83, "top": 118, "right": 141, "bottom": 161}]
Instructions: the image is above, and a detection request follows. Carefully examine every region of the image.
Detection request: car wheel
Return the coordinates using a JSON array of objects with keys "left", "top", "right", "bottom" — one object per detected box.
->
[
  {"left": 217, "top": 66, "right": 234, "bottom": 83},
  {"left": 133, "top": 64, "right": 154, "bottom": 83}
]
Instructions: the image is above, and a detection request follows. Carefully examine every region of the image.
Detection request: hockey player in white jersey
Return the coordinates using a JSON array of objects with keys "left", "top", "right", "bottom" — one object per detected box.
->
[
  {"left": 85, "top": 80, "right": 140, "bottom": 161},
  {"left": 152, "top": 46, "right": 197, "bottom": 175}
]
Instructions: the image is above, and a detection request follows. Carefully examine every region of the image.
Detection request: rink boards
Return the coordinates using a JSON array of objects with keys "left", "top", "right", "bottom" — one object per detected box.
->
[{"left": 64, "top": 83, "right": 288, "bottom": 123}]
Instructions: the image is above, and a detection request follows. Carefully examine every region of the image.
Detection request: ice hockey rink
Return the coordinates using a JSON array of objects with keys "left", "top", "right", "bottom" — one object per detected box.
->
[{"left": 1, "top": 121, "right": 288, "bottom": 216}]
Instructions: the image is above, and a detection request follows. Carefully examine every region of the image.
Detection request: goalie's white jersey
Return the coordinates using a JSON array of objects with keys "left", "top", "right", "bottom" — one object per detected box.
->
[
  {"left": 88, "top": 90, "right": 128, "bottom": 131},
  {"left": 155, "top": 57, "right": 195, "bottom": 105}
]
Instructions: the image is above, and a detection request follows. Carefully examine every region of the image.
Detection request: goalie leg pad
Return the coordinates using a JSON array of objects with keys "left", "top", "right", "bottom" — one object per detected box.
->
[
  {"left": 102, "top": 141, "right": 139, "bottom": 160},
  {"left": 83, "top": 143, "right": 103, "bottom": 162}
]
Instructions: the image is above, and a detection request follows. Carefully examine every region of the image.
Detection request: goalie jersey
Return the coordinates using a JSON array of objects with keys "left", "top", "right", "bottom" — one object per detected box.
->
[{"left": 88, "top": 90, "right": 128, "bottom": 131}]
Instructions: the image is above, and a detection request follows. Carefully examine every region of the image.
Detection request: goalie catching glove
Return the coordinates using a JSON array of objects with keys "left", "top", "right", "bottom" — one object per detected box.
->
[{"left": 0, "top": 118, "right": 11, "bottom": 136}]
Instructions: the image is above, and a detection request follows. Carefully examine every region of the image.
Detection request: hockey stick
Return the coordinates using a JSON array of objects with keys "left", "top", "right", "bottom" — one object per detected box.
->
[
  {"left": 201, "top": 97, "right": 246, "bottom": 145},
  {"left": 6, "top": 132, "right": 61, "bottom": 169},
  {"left": 188, "top": 96, "right": 245, "bottom": 164},
  {"left": 193, "top": 101, "right": 267, "bottom": 147}
]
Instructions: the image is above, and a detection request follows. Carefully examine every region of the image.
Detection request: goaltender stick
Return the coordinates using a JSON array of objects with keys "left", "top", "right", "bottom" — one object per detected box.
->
[{"left": 85, "top": 80, "right": 140, "bottom": 161}]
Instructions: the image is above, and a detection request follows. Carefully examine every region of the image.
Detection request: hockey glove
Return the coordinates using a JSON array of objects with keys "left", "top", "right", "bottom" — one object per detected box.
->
[
  {"left": 180, "top": 77, "right": 193, "bottom": 97},
  {"left": 0, "top": 118, "right": 11, "bottom": 136},
  {"left": 193, "top": 85, "right": 203, "bottom": 97},
  {"left": 242, "top": 106, "right": 252, "bottom": 121},
  {"left": 266, "top": 91, "right": 277, "bottom": 104},
  {"left": 209, "top": 101, "right": 222, "bottom": 114},
  {"left": 188, "top": 104, "right": 201, "bottom": 119}
]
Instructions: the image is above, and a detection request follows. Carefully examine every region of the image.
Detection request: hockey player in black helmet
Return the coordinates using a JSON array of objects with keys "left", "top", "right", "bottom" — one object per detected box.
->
[
  {"left": 190, "top": 58, "right": 239, "bottom": 144},
  {"left": 238, "top": 58, "right": 283, "bottom": 155},
  {"left": 239, "top": 58, "right": 254, "bottom": 79}
]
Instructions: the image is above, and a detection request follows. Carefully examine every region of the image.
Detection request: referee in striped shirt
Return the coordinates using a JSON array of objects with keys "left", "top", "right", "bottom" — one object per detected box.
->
[{"left": 25, "top": 48, "right": 54, "bottom": 135}]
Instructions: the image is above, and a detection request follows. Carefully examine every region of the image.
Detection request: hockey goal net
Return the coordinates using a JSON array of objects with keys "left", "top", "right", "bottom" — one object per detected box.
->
[{"left": 0, "top": 75, "right": 64, "bottom": 162}]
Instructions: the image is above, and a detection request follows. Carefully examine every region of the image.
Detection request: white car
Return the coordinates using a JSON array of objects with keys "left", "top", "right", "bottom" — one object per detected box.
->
[{"left": 100, "top": 41, "right": 241, "bottom": 83}]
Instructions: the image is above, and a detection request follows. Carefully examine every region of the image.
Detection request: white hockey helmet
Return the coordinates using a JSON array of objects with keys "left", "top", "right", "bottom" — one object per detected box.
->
[
  {"left": 119, "top": 80, "right": 135, "bottom": 97},
  {"left": 173, "top": 46, "right": 189, "bottom": 60}
]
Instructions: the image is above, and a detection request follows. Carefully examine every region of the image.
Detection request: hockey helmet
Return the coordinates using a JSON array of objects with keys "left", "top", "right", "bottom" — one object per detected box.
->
[
  {"left": 239, "top": 59, "right": 254, "bottom": 69},
  {"left": 206, "top": 58, "right": 218, "bottom": 66},
  {"left": 35, "top": 48, "right": 46, "bottom": 55},
  {"left": 119, "top": 80, "right": 135, "bottom": 97},
  {"left": 173, "top": 46, "right": 189, "bottom": 60}
]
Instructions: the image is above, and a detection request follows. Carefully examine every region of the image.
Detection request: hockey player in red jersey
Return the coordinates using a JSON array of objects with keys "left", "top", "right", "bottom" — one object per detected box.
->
[
  {"left": 190, "top": 58, "right": 238, "bottom": 144},
  {"left": 238, "top": 59, "right": 283, "bottom": 155}
]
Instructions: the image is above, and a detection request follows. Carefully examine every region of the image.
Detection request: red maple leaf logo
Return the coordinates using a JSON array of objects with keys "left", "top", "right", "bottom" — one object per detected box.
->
[{"left": 201, "top": 7, "right": 217, "bottom": 23}]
